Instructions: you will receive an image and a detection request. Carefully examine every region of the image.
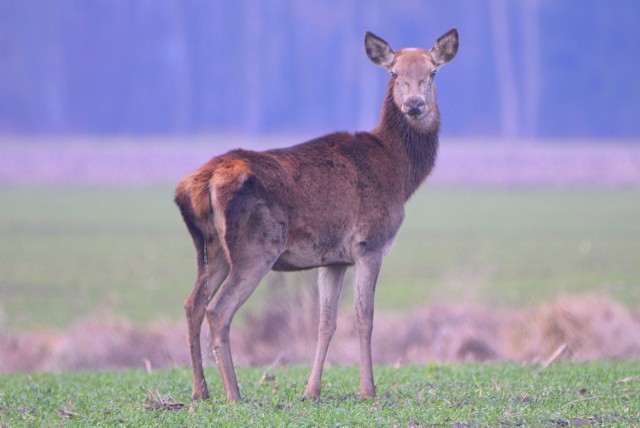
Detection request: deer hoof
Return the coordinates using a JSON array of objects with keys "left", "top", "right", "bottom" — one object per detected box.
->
[
  {"left": 301, "top": 393, "right": 320, "bottom": 402},
  {"left": 192, "top": 387, "right": 209, "bottom": 401}
]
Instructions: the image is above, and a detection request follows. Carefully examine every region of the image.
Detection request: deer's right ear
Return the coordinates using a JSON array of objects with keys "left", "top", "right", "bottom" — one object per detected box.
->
[{"left": 365, "top": 31, "right": 395, "bottom": 69}]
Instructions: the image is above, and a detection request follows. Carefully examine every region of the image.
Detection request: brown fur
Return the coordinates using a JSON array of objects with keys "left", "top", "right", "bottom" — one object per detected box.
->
[{"left": 175, "top": 29, "right": 459, "bottom": 402}]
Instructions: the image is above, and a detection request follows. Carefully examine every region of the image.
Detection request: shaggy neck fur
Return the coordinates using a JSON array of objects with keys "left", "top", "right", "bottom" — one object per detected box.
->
[{"left": 373, "top": 80, "right": 440, "bottom": 200}]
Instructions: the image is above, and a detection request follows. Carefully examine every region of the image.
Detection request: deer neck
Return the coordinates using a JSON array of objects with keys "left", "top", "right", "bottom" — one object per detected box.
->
[{"left": 372, "top": 80, "right": 440, "bottom": 200}]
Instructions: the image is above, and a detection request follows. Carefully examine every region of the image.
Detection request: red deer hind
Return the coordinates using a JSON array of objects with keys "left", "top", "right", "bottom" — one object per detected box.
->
[{"left": 175, "top": 29, "right": 459, "bottom": 402}]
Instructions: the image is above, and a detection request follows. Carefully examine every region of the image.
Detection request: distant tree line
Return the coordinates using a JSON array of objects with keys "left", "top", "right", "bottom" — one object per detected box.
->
[{"left": 1, "top": 0, "right": 639, "bottom": 139}]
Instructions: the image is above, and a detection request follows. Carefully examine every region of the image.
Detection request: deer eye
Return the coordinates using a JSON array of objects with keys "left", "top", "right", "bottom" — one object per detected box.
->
[
  {"left": 389, "top": 70, "right": 397, "bottom": 78},
  {"left": 430, "top": 70, "right": 437, "bottom": 78}
]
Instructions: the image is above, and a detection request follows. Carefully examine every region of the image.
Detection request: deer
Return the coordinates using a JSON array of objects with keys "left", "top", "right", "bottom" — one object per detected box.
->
[{"left": 175, "top": 29, "right": 459, "bottom": 402}]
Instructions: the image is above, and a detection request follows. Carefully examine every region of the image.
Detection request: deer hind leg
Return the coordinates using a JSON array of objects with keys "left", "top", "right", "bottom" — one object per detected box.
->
[
  {"left": 184, "top": 233, "right": 229, "bottom": 400},
  {"left": 303, "top": 265, "right": 347, "bottom": 400},
  {"left": 205, "top": 258, "right": 277, "bottom": 403},
  {"left": 354, "top": 256, "right": 382, "bottom": 399},
  {"left": 205, "top": 200, "right": 287, "bottom": 402}
]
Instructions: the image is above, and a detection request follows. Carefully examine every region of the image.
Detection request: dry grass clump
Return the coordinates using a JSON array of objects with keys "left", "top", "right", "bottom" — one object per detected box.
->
[
  {"left": 1, "top": 292, "right": 639, "bottom": 373},
  {"left": 230, "top": 290, "right": 640, "bottom": 367},
  {"left": 40, "top": 317, "right": 188, "bottom": 371},
  {"left": 0, "top": 317, "right": 187, "bottom": 373},
  {"left": 507, "top": 294, "right": 640, "bottom": 363},
  {"left": 235, "top": 292, "right": 640, "bottom": 367},
  {"left": 0, "top": 330, "right": 53, "bottom": 372},
  {"left": 372, "top": 304, "right": 510, "bottom": 364}
]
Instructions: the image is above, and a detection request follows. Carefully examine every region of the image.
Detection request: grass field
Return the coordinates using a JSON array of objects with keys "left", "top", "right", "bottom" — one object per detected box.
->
[
  {"left": 1, "top": 363, "right": 639, "bottom": 426},
  {"left": 1, "top": 185, "right": 639, "bottom": 331}
]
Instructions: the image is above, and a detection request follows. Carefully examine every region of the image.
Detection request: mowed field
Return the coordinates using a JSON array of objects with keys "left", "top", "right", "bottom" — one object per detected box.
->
[{"left": 1, "top": 184, "right": 640, "bottom": 331}]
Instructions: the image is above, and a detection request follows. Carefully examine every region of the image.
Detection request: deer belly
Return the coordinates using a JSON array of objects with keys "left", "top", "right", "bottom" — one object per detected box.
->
[{"left": 272, "top": 234, "right": 354, "bottom": 272}]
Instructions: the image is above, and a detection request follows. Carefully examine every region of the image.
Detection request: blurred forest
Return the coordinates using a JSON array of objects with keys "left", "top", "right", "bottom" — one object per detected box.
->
[{"left": 1, "top": 0, "right": 639, "bottom": 138}]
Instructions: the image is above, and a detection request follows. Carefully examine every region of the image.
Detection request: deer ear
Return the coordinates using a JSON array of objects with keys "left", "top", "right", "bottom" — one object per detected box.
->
[
  {"left": 365, "top": 31, "right": 395, "bottom": 69},
  {"left": 431, "top": 28, "right": 459, "bottom": 67}
]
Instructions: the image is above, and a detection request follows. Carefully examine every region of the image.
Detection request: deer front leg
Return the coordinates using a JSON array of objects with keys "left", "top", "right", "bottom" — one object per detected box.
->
[
  {"left": 354, "top": 256, "right": 382, "bottom": 399},
  {"left": 304, "top": 265, "right": 347, "bottom": 400}
]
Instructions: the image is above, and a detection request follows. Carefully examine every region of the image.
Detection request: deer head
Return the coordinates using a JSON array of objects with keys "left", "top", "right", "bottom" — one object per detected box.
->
[{"left": 365, "top": 29, "right": 458, "bottom": 129}]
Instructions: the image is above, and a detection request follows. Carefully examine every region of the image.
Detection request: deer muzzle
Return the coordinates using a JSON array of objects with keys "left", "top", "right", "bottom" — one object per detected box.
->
[{"left": 403, "top": 96, "right": 426, "bottom": 117}]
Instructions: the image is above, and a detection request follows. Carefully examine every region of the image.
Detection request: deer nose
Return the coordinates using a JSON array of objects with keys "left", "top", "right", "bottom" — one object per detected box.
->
[{"left": 404, "top": 96, "right": 426, "bottom": 116}]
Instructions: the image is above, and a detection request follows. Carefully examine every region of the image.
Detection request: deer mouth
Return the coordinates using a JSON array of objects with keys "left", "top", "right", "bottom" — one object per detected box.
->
[
  {"left": 405, "top": 107, "right": 425, "bottom": 117},
  {"left": 402, "top": 105, "right": 427, "bottom": 120}
]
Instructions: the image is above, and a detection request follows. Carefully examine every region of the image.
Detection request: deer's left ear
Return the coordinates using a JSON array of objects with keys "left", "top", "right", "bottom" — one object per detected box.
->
[
  {"left": 431, "top": 28, "right": 459, "bottom": 67},
  {"left": 365, "top": 31, "right": 395, "bottom": 69}
]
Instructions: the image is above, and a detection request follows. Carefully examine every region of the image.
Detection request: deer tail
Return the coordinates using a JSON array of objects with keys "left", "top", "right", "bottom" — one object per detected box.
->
[{"left": 175, "top": 170, "right": 214, "bottom": 242}]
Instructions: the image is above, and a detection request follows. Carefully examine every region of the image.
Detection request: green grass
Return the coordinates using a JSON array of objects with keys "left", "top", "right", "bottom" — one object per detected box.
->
[
  {"left": 384, "top": 187, "right": 640, "bottom": 309},
  {"left": 0, "top": 185, "right": 193, "bottom": 329},
  {"left": 1, "top": 185, "right": 639, "bottom": 330},
  {"left": 1, "top": 363, "right": 638, "bottom": 426}
]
